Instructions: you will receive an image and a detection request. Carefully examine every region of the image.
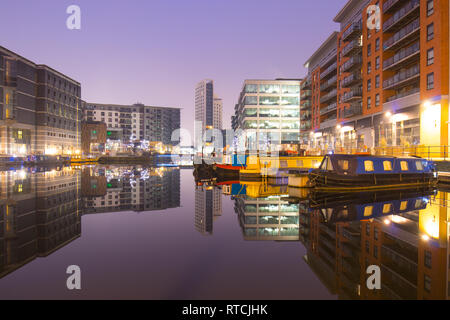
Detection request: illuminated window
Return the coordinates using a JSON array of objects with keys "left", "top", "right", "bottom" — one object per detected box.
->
[
  {"left": 364, "top": 161, "right": 374, "bottom": 172},
  {"left": 364, "top": 206, "right": 373, "bottom": 217},
  {"left": 18, "top": 130, "right": 23, "bottom": 140},
  {"left": 338, "top": 160, "right": 349, "bottom": 170},
  {"left": 400, "top": 201, "right": 408, "bottom": 211},
  {"left": 383, "top": 203, "right": 392, "bottom": 214},
  {"left": 400, "top": 161, "right": 409, "bottom": 171},
  {"left": 415, "top": 199, "right": 423, "bottom": 209},
  {"left": 18, "top": 184, "right": 23, "bottom": 193},
  {"left": 383, "top": 161, "right": 392, "bottom": 171},
  {"left": 416, "top": 161, "right": 424, "bottom": 171}
]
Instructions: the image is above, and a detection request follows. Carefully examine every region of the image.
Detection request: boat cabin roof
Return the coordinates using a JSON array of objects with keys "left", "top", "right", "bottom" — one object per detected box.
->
[{"left": 320, "top": 154, "right": 434, "bottom": 175}]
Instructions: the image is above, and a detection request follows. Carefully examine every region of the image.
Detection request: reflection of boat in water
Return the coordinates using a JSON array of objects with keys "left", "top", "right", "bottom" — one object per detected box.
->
[
  {"left": 308, "top": 154, "right": 437, "bottom": 192},
  {"left": 306, "top": 188, "right": 436, "bottom": 223}
]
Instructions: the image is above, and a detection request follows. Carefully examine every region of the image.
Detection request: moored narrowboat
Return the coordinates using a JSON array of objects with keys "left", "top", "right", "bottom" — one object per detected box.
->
[{"left": 308, "top": 154, "right": 437, "bottom": 192}]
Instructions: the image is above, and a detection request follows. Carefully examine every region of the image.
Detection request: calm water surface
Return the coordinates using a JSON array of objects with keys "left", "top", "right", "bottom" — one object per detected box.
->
[{"left": 0, "top": 166, "right": 448, "bottom": 300}]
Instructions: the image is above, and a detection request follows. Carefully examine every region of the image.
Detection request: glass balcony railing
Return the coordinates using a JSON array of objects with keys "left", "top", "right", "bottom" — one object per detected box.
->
[
  {"left": 320, "top": 62, "right": 337, "bottom": 79},
  {"left": 342, "top": 39, "right": 362, "bottom": 57},
  {"left": 342, "top": 21, "right": 362, "bottom": 41},
  {"left": 320, "top": 88, "right": 338, "bottom": 102},
  {"left": 383, "top": 64, "right": 420, "bottom": 89},
  {"left": 300, "top": 101, "right": 311, "bottom": 109},
  {"left": 320, "top": 75, "right": 337, "bottom": 91},
  {"left": 300, "top": 90, "right": 312, "bottom": 99},
  {"left": 383, "top": 0, "right": 402, "bottom": 13},
  {"left": 383, "top": 18, "right": 419, "bottom": 51},
  {"left": 342, "top": 72, "right": 362, "bottom": 88},
  {"left": 320, "top": 102, "right": 337, "bottom": 115},
  {"left": 383, "top": 42, "right": 419, "bottom": 70},
  {"left": 300, "top": 79, "right": 311, "bottom": 90},
  {"left": 342, "top": 55, "right": 362, "bottom": 72},
  {"left": 342, "top": 88, "right": 362, "bottom": 103},
  {"left": 385, "top": 87, "right": 420, "bottom": 103},
  {"left": 343, "top": 103, "right": 362, "bottom": 118},
  {"left": 383, "top": 0, "right": 420, "bottom": 32}
]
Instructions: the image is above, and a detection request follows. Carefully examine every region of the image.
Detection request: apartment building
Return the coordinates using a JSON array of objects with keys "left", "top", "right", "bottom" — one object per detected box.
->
[
  {"left": 301, "top": 0, "right": 449, "bottom": 151},
  {"left": 300, "top": 193, "right": 450, "bottom": 300},
  {"left": 83, "top": 103, "right": 181, "bottom": 148},
  {"left": 233, "top": 79, "right": 301, "bottom": 152},
  {"left": 0, "top": 168, "right": 82, "bottom": 278},
  {"left": 0, "top": 46, "right": 82, "bottom": 156}
]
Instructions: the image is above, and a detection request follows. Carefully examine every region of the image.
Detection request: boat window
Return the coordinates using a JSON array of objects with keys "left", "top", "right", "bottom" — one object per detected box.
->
[
  {"left": 296, "top": 160, "right": 304, "bottom": 167},
  {"left": 400, "top": 201, "right": 408, "bottom": 211},
  {"left": 383, "top": 161, "right": 393, "bottom": 171},
  {"left": 400, "top": 161, "right": 409, "bottom": 171},
  {"left": 383, "top": 203, "right": 392, "bottom": 214},
  {"left": 364, "top": 160, "right": 374, "bottom": 172},
  {"left": 416, "top": 161, "right": 424, "bottom": 170},
  {"left": 326, "top": 158, "right": 334, "bottom": 171},
  {"left": 338, "top": 160, "right": 349, "bottom": 170},
  {"left": 415, "top": 199, "right": 424, "bottom": 209},
  {"left": 280, "top": 160, "right": 288, "bottom": 168},
  {"left": 364, "top": 206, "right": 373, "bottom": 217},
  {"left": 320, "top": 158, "right": 327, "bottom": 170}
]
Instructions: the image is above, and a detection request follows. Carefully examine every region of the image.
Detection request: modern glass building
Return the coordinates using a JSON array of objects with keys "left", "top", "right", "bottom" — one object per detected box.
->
[{"left": 232, "top": 79, "right": 301, "bottom": 152}]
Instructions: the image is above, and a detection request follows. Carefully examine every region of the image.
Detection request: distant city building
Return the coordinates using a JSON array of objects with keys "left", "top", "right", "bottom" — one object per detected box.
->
[
  {"left": 81, "top": 121, "right": 107, "bottom": 155},
  {"left": 83, "top": 167, "right": 181, "bottom": 214},
  {"left": 194, "top": 185, "right": 222, "bottom": 235},
  {"left": 83, "top": 103, "right": 180, "bottom": 149},
  {"left": 195, "top": 80, "right": 223, "bottom": 145},
  {"left": 233, "top": 79, "right": 301, "bottom": 152},
  {"left": 0, "top": 46, "right": 82, "bottom": 156}
]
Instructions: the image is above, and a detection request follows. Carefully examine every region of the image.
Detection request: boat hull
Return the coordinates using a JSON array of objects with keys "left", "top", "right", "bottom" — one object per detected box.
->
[{"left": 309, "top": 171, "right": 437, "bottom": 192}]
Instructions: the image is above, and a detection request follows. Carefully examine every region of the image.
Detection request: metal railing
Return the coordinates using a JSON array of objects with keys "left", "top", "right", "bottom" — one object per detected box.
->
[
  {"left": 306, "top": 145, "right": 450, "bottom": 161},
  {"left": 383, "top": 41, "right": 419, "bottom": 70},
  {"left": 383, "top": 0, "right": 420, "bottom": 31},
  {"left": 383, "top": 18, "right": 419, "bottom": 51},
  {"left": 383, "top": 64, "right": 419, "bottom": 89}
]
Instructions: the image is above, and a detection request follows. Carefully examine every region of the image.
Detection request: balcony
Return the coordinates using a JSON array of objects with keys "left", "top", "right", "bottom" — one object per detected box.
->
[
  {"left": 300, "top": 90, "right": 312, "bottom": 99},
  {"left": 320, "top": 51, "right": 338, "bottom": 69},
  {"left": 385, "top": 87, "right": 420, "bottom": 104},
  {"left": 383, "top": 42, "right": 419, "bottom": 71},
  {"left": 320, "top": 88, "right": 338, "bottom": 103},
  {"left": 383, "top": 0, "right": 403, "bottom": 14},
  {"left": 342, "top": 88, "right": 362, "bottom": 103},
  {"left": 343, "top": 103, "right": 362, "bottom": 118},
  {"left": 301, "top": 79, "right": 312, "bottom": 90},
  {"left": 320, "top": 114, "right": 337, "bottom": 129},
  {"left": 383, "top": 0, "right": 420, "bottom": 33},
  {"left": 300, "top": 112, "right": 311, "bottom": 121},
  {"left": 342, "top": 22, "right": 362, "bottom": 41},
  {"left": 342, "top": 55, "right": 362, "bottom": 72},
  {"left": 300, "top": 101, "right": 312, "bottom": 110},
  {"left": 383, "top": 18, "right": 419, "bottom": 52},
  {"left": 383, "top": 64, "right": 419, "bottom": 90},
  {"left": 300, "top": 121, "right": 312, "bottom": 131},
  {"left": 320, "top": 102, "right": 337, "bottom": 116},
  {"left": 342, "top": 39, "right": 362, "bottom": 58},
  {"left": 342, "top": 72, "right": 362, "bottom": 88},
  {"left": 320, "top": 75, "right": 337, "bottom": 91},
  {"left": 320, "top": 62, "right": 337, "bottom": 79}
]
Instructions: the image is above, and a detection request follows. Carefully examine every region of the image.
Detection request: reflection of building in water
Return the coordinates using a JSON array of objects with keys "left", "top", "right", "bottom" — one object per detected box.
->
[
  {"left": 195, "top": 186, "right": 222, "bottom": 235},
  {"left": 84, "top": 167, "right": 180, "bottom": 214},
  {"left": 0, "top": 168, "right": 81, "bottom": 278},
  {"left": 234, "top": 193, "right": 299, "bottom": 241},
  {"left": 300, "top": 192, "right": 450, "bottom": 300}
]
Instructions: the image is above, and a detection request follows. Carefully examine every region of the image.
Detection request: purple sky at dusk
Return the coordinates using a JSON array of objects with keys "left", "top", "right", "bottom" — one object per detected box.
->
[{"left": 1, "top": 0, "right": 347, "bottom": 135}]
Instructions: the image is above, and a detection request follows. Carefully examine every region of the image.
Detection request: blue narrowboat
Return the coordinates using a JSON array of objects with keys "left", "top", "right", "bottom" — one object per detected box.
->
[
  {"left": 309, "top": 189, "right": 435, "bottom": 223},
  {"left": 308, "top": 154, "right": 437, "bottom": 191}
]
